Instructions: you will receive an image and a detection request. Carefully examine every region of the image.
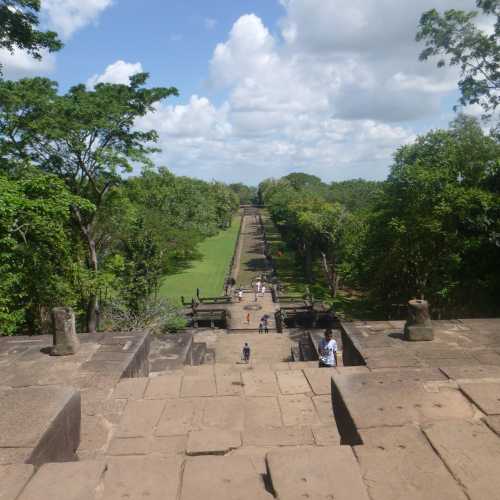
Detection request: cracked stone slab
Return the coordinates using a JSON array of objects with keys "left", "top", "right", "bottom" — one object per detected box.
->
[
  {"left": 266, "top": 446, "right": 370, "bottom": 500},
  {"left": 243, "top": 426, "right": 314, "bottom": 447},
  {"left": 116, "top": 399, "right": 165, "bottom": 438},
  {"left": 440, "top": 365, "right": 500, "bottom": 380},
  {"left": 356, "top": 426, "right": 467, "bottom": 500},
  {"left": 279, "top": 394, "right": 321, "bottom": 427},
  {"left": 144, "top": 373, "right": 183, "bottom": 399},
  {"left": 18, "top": 461, "right": 105, "bottom": 500},
  {"left": 304, "top": 368, "right": 337, "bottom": 395},
  {"left": 155, "top": 398, "right": 205, "bottom": 436},
  {"left": 112, "top": 377, "right": 148, "bottom": 399},
  {"left": 180, "top": 455, "right": 273, "bottom": 500},
  {"left": 312, "top": 425, "right": 341, "bottom": 446},
  {"left": 0, "top": 464, "right": 34, "bottom": 500},
  {"left": 103, "top": 456, "right": 182, "bottom": 500},
  {"left": 423, "top": 420, "right": 500, "bottom": 500},
  {"left": 187, "top": 429, "right": 241, "bottom": 455},
  {"left": 276, "top": 370, "right": 311, "bottom": 394},
  {"left": 458, "top": 381, "right": 500, "bottom": 415}
]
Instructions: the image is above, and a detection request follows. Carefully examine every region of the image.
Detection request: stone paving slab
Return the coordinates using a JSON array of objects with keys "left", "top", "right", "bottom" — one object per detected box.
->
[
  {"left": 304, "top": 368, "right": 337, "bottom": 395},
  {"left": 266, "top": 446, "right": 370, "bottom": 500},
  {"left": 108, "top": 437, "right": 151, "bottom": 456},
  {"left": 150, "top": 435, "right": 187, "bottom": 456},
  {"left": 459, "top": 381, "right": 500, "bottom": 415},
  {"left": 116, "top": 399, "right": 165, "bottom": 438},
  {"left": 144, "top": 373, "right": 182, "bottom": 399},
  {"left": 440, "top": 365, "right": 500, "bottom": 380},
  {"left": 311, "top": 424, "right": 341, "bottom": 446},
  {"left": 187, "top": 429, "right": 242, "bottom": 455},
  {"left": 485, "top": 415, "right": 500, "bottom": 436},
  {"left": 278, "top": 394, "right": 321, "bottom": 427},
  {"left": 181, "top": 372, "right": 216, "bottom": 398},
  {"left": 155, "top": 398, "right": 205, "bottom": 436},
  {"left": 312, "top": 395, "right": 335, "bottom": 424},
  {"left": 242, "top": 370, "right": 279, "bottom": 396},
  {"left": 356, "top": 426, "right": 467, "bottom": 500},
  {"left": 18, "top": 461, "right": 105, "bottom": 500},
  {"left": 215, "top": 371, "right": 244, "bottom": 396},
  {"left": 0, "top": 464, "right": 34, "bottom": 500},
  {"left": 276, "top": 370, "right": 311, "bottom": 394},
  {"left": 103, "top": 456, "right": 181, "bottom": 500},
  {"left": 243, "top": 426, "right": 314, "bottom": 447},
  {"left": 112, "top": 377, "right": 148, "bottom": 399},
  {"left": 423, "top": 420, "right": 500, "bottom": 500},
  {"left": 203, "top": 396, "right": 245, "bottom": 431},
  {"left": 180, "top": 455, "right": 273, "bottom": 500},
  {"left": 244, "top": 396, "right": 283, "bottom": 428},
  {"left": 332, "top": 371, "right": 475, "bottom": 432}
]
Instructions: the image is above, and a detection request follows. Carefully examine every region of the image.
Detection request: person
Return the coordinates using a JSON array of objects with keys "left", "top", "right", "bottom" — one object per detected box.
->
[
  {"left": 242, "top": 343, "right": 251, "bottom": 363},
  {"left": 238, "top": 289, "right": 243, "bottom": 302},
  {"left": 263, "top": 317, "right": 269, "bottom": 334},
  {"left": 261, "top": 285, "right": 266, "bottom": 297},
  {"left": 258, "top": 321, "right": 264, "bottom": 334},
  {"left": 256, "top": 280, "right": 262, "bottom": 293},
  {"left": 318, "top": 329, "right": 337, "bottom": 368},
  {"left": 246, "top": 312, "right": 250, "bottom": 324}
]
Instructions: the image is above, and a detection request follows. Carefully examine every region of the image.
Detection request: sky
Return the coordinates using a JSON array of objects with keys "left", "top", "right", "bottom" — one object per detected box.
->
[{"left": 0, "top": 0, "right": 484, "bottom": 185}]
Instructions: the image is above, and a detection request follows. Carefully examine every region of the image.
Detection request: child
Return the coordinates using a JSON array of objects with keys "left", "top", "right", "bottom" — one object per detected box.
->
[
  {"left": 242, "top": 343, "right": 251, "bottom": 363},
  {"left": 246, "top": 312, "right": 250, "bottom": 324}
]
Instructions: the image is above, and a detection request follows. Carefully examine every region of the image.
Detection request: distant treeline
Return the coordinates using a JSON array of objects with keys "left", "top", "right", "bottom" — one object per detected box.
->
[{"left": 260, "top": 115, "right": 500, "bottom": 319}]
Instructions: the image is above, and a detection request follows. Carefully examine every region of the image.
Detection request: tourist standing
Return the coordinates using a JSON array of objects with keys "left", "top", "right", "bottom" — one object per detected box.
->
[
  {"left": 242, "top": 343, "right": 251, "bottom": 363},
  {"left": 258, "top": 321, "right": 264, "bottom": 334},
  {"left": 261, "top": 285, "right": 266, "bottom": 297},
  {"left": 318, "top": 329, "right": 338, "bottom": 368},
  {"left": 264, "top": 317, "right": 269, "bottom": 334},
  {"left": 256, "top": 280, "right": 262, "bottom": 293},
  {"left": 246, "top": 312, "right": 250, "bottom": 324},
  {"left": 238, "top": 289, "right": 243, "bottom": 302}
]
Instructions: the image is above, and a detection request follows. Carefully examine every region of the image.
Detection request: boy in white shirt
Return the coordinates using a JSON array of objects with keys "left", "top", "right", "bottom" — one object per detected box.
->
[{"left": 318, "top": 329, "right": 337, "bottom": 368}]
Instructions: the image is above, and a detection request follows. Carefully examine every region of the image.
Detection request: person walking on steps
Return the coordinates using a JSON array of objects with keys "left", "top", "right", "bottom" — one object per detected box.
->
[
  {"left": 242, "top": 343, "right": 251, "bottom": 363},
  {"left": 258, "top": 321, "right": 264, "bottom": 334},
  {"left": 318, "top": 329, "right": 337, "bottom": 368},
  {"left": 264, "top": 317, "right": 269, "bottom": 334},
  {"left": 246, "top": 312, "right": 250, "bottom": 324}
]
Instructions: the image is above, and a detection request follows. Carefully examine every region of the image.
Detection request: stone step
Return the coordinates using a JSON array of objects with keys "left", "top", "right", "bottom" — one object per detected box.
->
[
  {"left": 190, "top": 342, "right": 207, "bottom": 365},
  {"left": 180, "top": 455, "right": 273, "bottom": 500},
  {"left": 266, "top": 446, "right": 370, "bottom": 500}
]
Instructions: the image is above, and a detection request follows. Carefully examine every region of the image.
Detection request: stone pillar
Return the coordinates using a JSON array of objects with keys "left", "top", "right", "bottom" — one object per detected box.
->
[
  {"left": 51, "top": 307, "right": 80, "bottom": 356},
  {"left": 404, "top": 299, "right": 434, "bottom": 341}
]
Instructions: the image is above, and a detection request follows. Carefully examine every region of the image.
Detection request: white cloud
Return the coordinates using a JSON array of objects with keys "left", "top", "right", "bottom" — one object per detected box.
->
[
  {"left": 41, "top": 0, "right": 113, "bottom": 39},
  {"left": 86, "top": 60, "right": 143, "bottom": 88},
  {"left": 134, "top": 1, "right": 477, "bottom": 184},
  {"left": 0, "top": 48, "right": 55, "bottom": 79}
]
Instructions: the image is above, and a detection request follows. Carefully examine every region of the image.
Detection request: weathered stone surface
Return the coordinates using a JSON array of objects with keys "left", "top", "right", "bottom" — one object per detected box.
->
[
  {"left": 276, "top": 370, "right": 311, "bottom": 394},
  {"left": 150, "top": 435, "right": 187, "bottom": 456},
  {"left": 116, "top": 399, "right": 165, "bottom": 438},
  {"left": 459, "top": 381, "right": 500, "bottom": 415},
  {"left": 311, "top": 425, "right": 341, "bottom": 446},
  {"left": 312, "top": 395, "right": 335, "bottom": 424},
  {"left": 242, "top": 370, "right": 279, "bottom": 396},
  {"left": 266, "top": 446, "right": 370, "bottom": 500},
  {"left": 187, "top": 429, "right": 241, "bottom": 455},
  {"left": 332, "top": 371, "right": 475, "bottom": 434},
  {"left": 112, "top": 377, "right": 148, "bottom": 399},
  {"left": 51, "top": 307, "right": 80, "bottom": 356},
  {"left": 215, "top": 371, "right": 243, "bottom": 396},
  {"left": 356, "top": 426, "right": 467, "bottom": 500},
  {"left": 203, "top": 396, "right": 245, "bottom": 431},
  {"left": 423, "top": 420, "right": 500, "bottom": 500},
  {"left": 78, "top": 414, "right": 109, "bottom": 455},
  {"left": 440, "top": 365, "right": 500, "bottom": 380},
  {"left": 155, "top": 398, "right": 205, "bottom": 436},
  {"left": 145, "top": 373, "right": 182, "bottom": 399},
  {"left": 404, "top": 300, "right": 434, "bottom": 341},
  {"left": 279, "top": 394, "right": 321, "bottom": 427},
  {"left": 107, "top": 437, "right": 151, "bottom": 456},
  {"left": 103, "top": 456, "right": 181, "bottom": 500},
  {"left": 18, "top": 461, "right": 105, "bottom": 500},
  {"left": 0, "top": 386, "right": 80, "bottom": 465},
  {"left": 180, "top": 456, "right": 273, "bottom": 500},
  {"left": 244, "top": 397, "right": 282, "bottom": 428},
  {"left": 0, "top": 464, "right": 34, "bottom": 500},
  {"left": 181, "top": 371, "right": 216, "bottom": 397},
  {"left": 243, "top": 426, "right": 314, "bottom": 447},
  {"left": 304, "top": 367, "right": 336, "bottom": 395},
  {"left": 485, "top": 415, "right": 500, "bottom": 436}
]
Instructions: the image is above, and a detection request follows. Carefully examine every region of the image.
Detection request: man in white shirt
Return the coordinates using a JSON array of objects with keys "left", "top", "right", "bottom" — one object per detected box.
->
[{"left": 318, "top": 329, "right": 337, "bottom": 368}]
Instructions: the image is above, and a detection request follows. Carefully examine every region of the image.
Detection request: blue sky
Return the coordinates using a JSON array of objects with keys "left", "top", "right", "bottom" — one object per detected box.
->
[{"left": 0, "top": 0, "right": 482, "bottom": 185}]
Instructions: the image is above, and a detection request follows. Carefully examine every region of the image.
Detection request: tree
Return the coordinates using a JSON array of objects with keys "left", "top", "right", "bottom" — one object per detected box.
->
[
  {"left": 0, "top": 0, "right": 62, "bottom": 73},
  {"left": 0, "top": 74, "right": 178, "bottom": 332},
  {"left": 417, "top": 0, "right": 499, "bottom": 117}
]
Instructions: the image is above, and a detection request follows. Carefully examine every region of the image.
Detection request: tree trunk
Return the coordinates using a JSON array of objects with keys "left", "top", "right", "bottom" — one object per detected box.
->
[
  {"left": 321, "top": 251, "right": 338, "bottom": 298},
  {"left": 86, "top": 236, "right": 99, "bottom": 333}
]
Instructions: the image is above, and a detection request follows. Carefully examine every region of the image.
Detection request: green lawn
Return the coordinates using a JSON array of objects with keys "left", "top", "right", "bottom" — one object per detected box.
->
[{"left": 159, "top": 216, "right": 241, "bottom": 304}]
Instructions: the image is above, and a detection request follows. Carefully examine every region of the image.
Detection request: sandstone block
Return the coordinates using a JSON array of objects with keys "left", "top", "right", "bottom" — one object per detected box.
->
[{"left": 186, "top": 429, "right": 241, "bottom": 455}]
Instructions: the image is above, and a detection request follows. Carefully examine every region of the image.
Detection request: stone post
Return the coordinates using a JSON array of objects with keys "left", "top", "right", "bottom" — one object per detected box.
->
[
  {"left": 404, "top": 299, "right": 434, "bottom": 341},
  {"left": 51, "top": 307, "right": 80, "bottom": 356}
]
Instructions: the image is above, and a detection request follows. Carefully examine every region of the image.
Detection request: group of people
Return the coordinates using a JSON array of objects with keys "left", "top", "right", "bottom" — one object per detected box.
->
[
  {"left": 258, "top": 315, "right": 269, "bottom": 334},
  {"left": 241, "top": 328, "right": 338, "bottom": 367}
]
